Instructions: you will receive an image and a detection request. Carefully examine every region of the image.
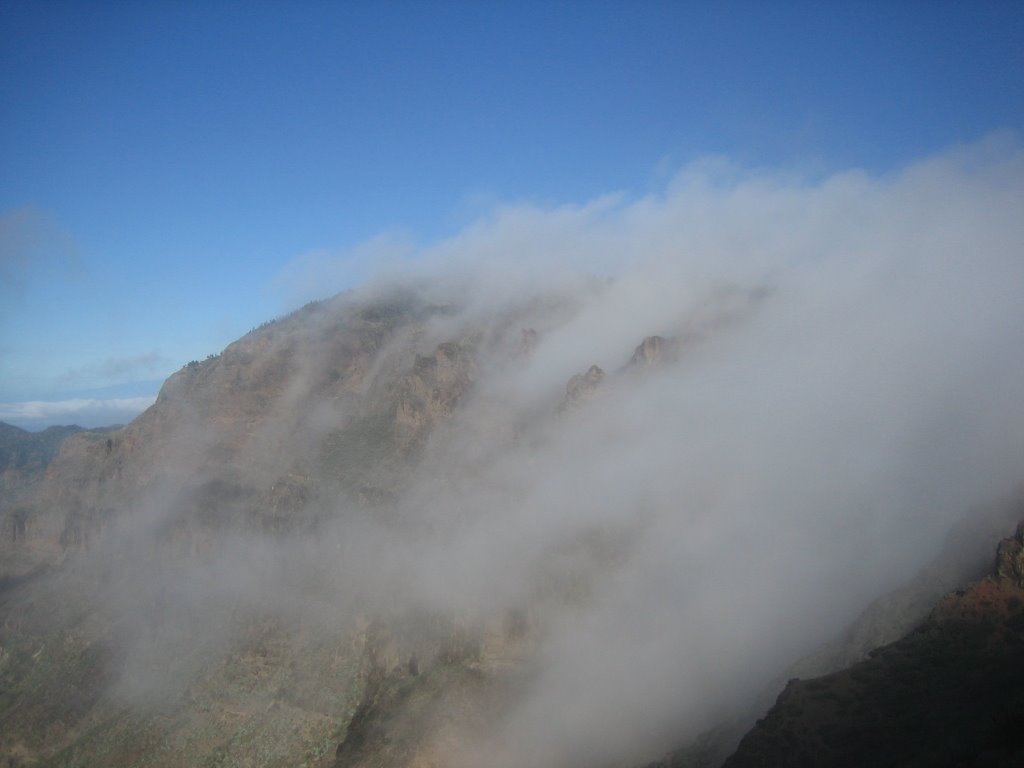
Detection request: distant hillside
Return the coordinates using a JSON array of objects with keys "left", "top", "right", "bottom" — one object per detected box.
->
[{"left": 0, "top": 422, "right": 86, "bottom": 473}]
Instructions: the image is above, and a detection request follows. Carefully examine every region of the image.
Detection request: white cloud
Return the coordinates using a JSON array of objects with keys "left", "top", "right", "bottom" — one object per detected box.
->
[{"left": 0, "top": 396, "right": 155, "bottom": 429}]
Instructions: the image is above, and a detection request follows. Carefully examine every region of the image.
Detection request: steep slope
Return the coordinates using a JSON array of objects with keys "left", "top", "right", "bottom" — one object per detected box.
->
[
  {"left": 634, "top": 494, "right": 1024, "bottom": 768},
  {"left": 722, "top": 521, "right": 1024, "bottom": 768},
  {"left": 784, "top": 494, "right": 1024, "bottom": 680}
]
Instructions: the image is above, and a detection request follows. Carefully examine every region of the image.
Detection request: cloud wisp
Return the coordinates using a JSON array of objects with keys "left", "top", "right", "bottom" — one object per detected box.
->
[{"left": 0, "top": 396, "right": 156, "bottom": 430}]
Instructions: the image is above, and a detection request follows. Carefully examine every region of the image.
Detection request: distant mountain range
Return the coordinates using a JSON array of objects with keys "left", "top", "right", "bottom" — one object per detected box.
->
[{"left": 0, "top": 422, "right": 88, "bottom": 473}]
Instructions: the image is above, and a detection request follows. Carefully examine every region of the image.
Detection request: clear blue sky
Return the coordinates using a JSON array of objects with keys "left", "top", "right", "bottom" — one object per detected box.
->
[{"left": 1, "top": 1, "right": 1022, "bottom": 428}]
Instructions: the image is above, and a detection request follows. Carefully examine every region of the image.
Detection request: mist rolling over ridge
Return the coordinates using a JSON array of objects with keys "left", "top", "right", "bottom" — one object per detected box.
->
[{"left": 2, "top": 140, "right": 1024, "bottom": 767}]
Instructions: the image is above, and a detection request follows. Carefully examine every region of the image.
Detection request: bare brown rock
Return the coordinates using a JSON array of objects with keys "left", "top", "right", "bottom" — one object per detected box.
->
[
  {"left": 561, "top": 364, "right": 605, "bottom": 411},
  {"left": 630, "top": 335, "right": 669, "bottom": 367},
  {"left": 995, "top": 521, "right": 1024, "bottom": 586},
  {"left": 394, "top": 341, "right": 477, "bottom": 452}
]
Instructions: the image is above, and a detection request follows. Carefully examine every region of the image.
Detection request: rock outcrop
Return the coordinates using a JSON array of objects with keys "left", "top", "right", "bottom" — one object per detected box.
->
[
  {"left": 394, "top": 340, "right": 477, "bottom": 451},
  {"left": 629, "top": 335, "right": 677, "bottom": 368},
  {"left": 995, "top": 521, "right": 1024, "bottom": 586},
  {"left": 561, "top": 364, "right": 605, "bottom": 411}
]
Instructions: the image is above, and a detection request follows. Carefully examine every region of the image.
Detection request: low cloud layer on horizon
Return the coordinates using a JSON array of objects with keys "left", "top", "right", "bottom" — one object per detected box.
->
[{"left": 0, "top": 395, "right": 156, "bottom": 430}]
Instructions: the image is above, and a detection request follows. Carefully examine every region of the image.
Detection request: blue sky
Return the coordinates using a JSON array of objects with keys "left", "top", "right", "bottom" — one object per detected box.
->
[{"left": 1, "top": 1, "right": 1022, "bottom": 428}]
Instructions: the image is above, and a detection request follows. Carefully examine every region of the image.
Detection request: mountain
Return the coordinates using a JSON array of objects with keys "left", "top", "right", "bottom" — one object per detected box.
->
[{"left": 1, "top": 281, "right": 1021, "bottom": 768}]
